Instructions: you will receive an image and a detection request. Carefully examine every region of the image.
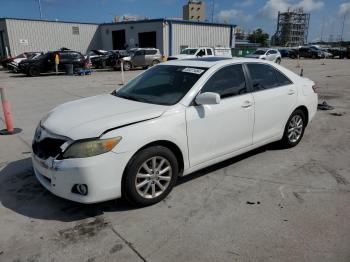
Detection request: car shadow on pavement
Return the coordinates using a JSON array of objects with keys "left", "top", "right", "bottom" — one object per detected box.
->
[
  {"left": 177, "top": 142, "right": 284, "bottom": 186},
  {"left": 10, "top": 73, "right": 66, "bottom": 78},
  {"left": 0, "top": 157, "right": 136, "bottom": 222},
  {"left": 0, "top": 143, "right": 284, "bottom": 222}
]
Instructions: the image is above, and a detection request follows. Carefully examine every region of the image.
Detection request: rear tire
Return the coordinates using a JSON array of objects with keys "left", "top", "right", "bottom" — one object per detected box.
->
[
  {"left": 276, "top": 58, "right": 281, "bottom": 64},
  {"left": 123, "top": 146, "right": 178, "bottom": 207},
  {"left": 123, "top": 61, "right": 131, "bottom": 71},
  {"left": 27, "top": 66, "right": 40, "bottom": 77},
  {"left": 280, "top": 109, "right": 306, "bottom": 148}
]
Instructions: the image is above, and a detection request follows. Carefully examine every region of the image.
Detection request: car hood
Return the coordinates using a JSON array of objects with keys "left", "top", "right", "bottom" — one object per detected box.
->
[
  {"left": 41, "top": 94, "right": 168, "bottom": 140},
  {"left": 12, "top": 58, "right": 26, "bottom": 64}
]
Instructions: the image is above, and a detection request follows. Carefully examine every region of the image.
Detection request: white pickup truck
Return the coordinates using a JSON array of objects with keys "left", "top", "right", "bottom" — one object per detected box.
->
[{"left": 167, "top": 47, "right": 232, "bottom": 60}]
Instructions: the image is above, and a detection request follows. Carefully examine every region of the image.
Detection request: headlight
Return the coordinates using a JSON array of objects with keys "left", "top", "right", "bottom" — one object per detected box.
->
[{"left": 62, "top": 137, "right": 122, "bottom": 159}]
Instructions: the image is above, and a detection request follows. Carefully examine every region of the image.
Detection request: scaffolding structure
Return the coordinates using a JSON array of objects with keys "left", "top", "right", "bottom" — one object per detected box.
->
[{"left": 272, "top": 8, "right": 310, "bottom": 47}]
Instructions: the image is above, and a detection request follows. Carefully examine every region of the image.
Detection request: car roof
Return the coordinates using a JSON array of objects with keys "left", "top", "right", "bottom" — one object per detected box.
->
[{"left": 163, "top": 57, "right": 268, "bottom": 68}]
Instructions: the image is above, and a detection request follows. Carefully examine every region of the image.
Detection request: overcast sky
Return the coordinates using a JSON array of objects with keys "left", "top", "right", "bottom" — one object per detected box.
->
[{"left": 1, "top": 0, "right": 350, "bottom": 41}]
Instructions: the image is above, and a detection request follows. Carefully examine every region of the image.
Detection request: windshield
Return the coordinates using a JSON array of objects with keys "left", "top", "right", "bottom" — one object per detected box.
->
[
  {"left": 113, "top": 65, "right": 207, "bottom": 105},
  {"left": 27, "top": 53, "right": 39, "bottom": 59},
  {"left": 33, "top": 53, "right": 48, "bottom": 60},
  {"left": 128, "top": 50, "right": 137, "bottom": 56},
  {"left": 180, "top": 48, "right": 198, "bottom": 55},
  {"left": 253, "top": 50, "right": 266, "bottom": 55}
]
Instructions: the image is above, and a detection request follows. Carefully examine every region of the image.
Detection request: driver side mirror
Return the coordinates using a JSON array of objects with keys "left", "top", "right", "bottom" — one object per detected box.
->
[{"left": 195, "top": 92, "right": 220, "bottom": 105}]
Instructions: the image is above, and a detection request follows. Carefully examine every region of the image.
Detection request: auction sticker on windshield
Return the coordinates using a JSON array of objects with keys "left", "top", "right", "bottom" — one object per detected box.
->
[{"left": 182, "top": 68, "right": 205, "bottom": 74}]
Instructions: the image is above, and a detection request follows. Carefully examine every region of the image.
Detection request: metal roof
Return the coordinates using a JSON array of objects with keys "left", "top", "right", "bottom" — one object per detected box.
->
[
  {"left": 101, "top": 18, "right": 236, "bottom": 28},
  {"left": 0, "top": 17, "right": 99, "bottom": 25},
  {"left": 0, "top": 17, "right": 236, "bottom": 28}
]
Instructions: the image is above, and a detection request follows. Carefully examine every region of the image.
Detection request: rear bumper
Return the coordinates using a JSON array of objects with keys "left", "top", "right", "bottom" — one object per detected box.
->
[
  {"left": 308, "top": 93, "right": 318, "bottom": 123},
  {"left": 32, "top": 151, "right": 132, "bottom": 203}
]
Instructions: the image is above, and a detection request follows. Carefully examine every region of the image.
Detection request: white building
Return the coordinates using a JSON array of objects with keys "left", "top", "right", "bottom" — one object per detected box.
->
[{"left": 0, "top": 18, "right": 236, "bottom": 57}]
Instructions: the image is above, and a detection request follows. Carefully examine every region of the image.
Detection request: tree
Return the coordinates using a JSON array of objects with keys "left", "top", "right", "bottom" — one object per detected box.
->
[{"left": 248, "top": 28, "right": 270, "bottom": 47}]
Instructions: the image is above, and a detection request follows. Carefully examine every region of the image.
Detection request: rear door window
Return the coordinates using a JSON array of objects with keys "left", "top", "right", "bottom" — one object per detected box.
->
[
  {"left": 206, "top": 49, "right": 213, "bottom": 55},
  {"left": 201, "top": 64, "right": 247, "bottom": 98},
  {"left": 145, "top": 50, "right": 157, "bottom": 55},
  {"left": 247, "top": 63, "right": 292, "bottom": 91},
  {"left": 274, "top": 69, "right": 293, "bottom": 86},
  {"left": 135, "top": 50, "right": 146, "bottom": 56}
]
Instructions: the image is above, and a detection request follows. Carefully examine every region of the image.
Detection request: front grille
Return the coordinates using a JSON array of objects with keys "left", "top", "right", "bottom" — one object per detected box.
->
[
  {"left": 33, "top": 137, "right": 67, "bottom": 160},
  {"left": 32, "top": 126, "right": 69, "bottom": 160}
]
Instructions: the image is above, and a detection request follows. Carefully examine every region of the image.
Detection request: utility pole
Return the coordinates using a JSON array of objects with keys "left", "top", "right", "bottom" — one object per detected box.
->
[
  {"left": 320, "top": 15, "right": 325, "bottom": 42},
  {"left": 340, "top": 13, "right": 347, "bottom": 46},
  {"left": 211, "top": 0, "right": 215, "bottom": 23},
  {"left": 38, "top": 0, "right": 43, "bottom": 19}
]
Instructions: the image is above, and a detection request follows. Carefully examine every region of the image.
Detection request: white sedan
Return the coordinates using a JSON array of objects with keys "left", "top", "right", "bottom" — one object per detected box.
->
[{"left": 32, "top": 57, "right": 318, "bottom": 206}]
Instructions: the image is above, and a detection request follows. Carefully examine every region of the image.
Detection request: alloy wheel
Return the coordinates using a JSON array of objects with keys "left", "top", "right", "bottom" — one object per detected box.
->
[
  {"left": 135, "top": 156, "right": 172, "bottom": 199},
  {"left": 288, "top": 115, "right": 303, "bottom": 143}
]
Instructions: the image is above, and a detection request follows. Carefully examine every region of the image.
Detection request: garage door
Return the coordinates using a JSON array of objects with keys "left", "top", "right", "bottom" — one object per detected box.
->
[
  {"left": 138, "top": 31, "right": 157, "bottom": 48},
  {"left": 112, "top": 30, "right": 126, "bottom": 50}
]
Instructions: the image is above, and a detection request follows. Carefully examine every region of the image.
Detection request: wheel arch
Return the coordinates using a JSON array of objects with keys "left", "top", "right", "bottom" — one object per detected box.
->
[
  {"left": 294, "top": 105, "right": 309, "bottom": 126},
  {"left": 121, "top": 140, "right": 185, "bottom": 194}
]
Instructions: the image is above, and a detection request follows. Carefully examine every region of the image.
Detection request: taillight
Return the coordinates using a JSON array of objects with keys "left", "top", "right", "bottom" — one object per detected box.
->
[{"left": 312, "top": 84, "right": 317, "bottom": 93}]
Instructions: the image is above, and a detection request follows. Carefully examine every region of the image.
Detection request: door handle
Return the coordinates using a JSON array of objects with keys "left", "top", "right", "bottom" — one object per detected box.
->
[
  {"left": 242, "top": 101, "right": 253, "bottom": 108},
  {"left": 288, "top": 89, "right": 295, "bottom": 95}
]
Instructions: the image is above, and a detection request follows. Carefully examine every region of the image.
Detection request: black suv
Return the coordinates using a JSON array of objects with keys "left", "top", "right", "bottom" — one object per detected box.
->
[
  {"left": 298, "top": 46, "right": 324, "bottom": 59},
  {"left": 18, "top": 50, "right": 86, "bottom": 76}
]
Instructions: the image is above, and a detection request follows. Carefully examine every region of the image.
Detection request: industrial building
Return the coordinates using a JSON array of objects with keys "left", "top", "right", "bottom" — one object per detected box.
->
[
  {"left": 0, "top": 18, "right": 99, "bottom": 57},
  {"left": 272, "top": 8, "right": 310, "bottom": 47},
  {"left": 0, "top": 17, "right": 235, "bottom": 58}
]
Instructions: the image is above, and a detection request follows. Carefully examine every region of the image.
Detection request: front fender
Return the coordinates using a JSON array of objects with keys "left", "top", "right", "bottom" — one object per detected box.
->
[{"left": 101, "top": 106, "right": 189, "bottom": 170}]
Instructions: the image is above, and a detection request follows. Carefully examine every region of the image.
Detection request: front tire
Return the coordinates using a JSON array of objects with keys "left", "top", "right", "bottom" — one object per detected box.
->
[
  {"left": 152, "top": 60, "right": 160, "bottom": 66},
  {"left": 123, "top": 61, "right": 131, "bottom": 71},
  {"left": 123, "top": 146, "right": 178, "bottom": 206},
  {"left": 27, "top": 66, "right": 40, "bottom": 77},
  {"left": 276, "top": 58, "right": 281, "bottom": 64},
  {"left": 280, "top": 109, "right": 306, "bottom": 148}
]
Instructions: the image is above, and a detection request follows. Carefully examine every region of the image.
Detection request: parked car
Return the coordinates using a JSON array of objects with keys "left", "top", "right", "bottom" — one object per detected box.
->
[
  {"left": 1, "top": 52, "right": 40, "bottom": 68},
  {"left": 320, "top": 48, "right": 333, "bottom": 58},
  {"left": 8, "top": 52, "right": 42, "bottom": 72},
  {"left": 87, "top": 50, "right": 109, "bottom": 68},
  {"left": 32, "top": 57, "right": 318, "bottom": 206},
  {"left": 86, "top": 49, "right": 108, "bottom": 60},
  {"left": 167, "top": 47, "right": 232, "bottom": 60},
  {"left": 18, "top": 50, "right": 86, "bottom": 76},
  {"left": 91, "top": 50, "right": 128, "bottom": 69},
  {"left": 327, "top": 48, "right": 347, "bottom": 59},
  {"left": 278, "top": 48, "right": 298, "bottom": 59},
  {"left": 298, "top": 46, "right": 324, "bottom": 59},
  {"left": 245, "top": 48, "right": 282, "bottom": 64},
  {"left": 116, "top": 48, "right": 162, "bottom": 71}
]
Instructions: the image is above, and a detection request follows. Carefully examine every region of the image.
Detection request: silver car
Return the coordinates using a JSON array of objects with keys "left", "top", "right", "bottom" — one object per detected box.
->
[
  {"left": 245, "top": 48, "right": 282, "bottom": 64},
  {"left": 120, "top": 48, "right": 162, "bottom": 70}
]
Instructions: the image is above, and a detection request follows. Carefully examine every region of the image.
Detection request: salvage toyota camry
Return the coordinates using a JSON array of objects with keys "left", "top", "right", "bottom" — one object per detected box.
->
[{"left": 32, "top": 57, "right": 318, "bottom": 206}]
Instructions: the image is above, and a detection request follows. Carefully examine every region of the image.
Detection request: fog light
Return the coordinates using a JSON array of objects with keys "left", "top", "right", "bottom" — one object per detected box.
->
[{"left": 72, "top": 184, "right": 88, "bottom": 195}]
